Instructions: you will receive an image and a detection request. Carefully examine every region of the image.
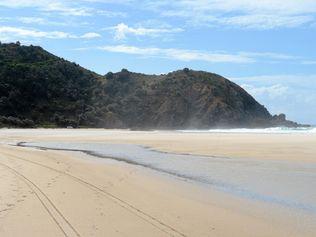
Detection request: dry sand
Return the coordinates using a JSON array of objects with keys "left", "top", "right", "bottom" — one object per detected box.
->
[{"left": 0, "top": 129, "right": 315, "bottom": 236}]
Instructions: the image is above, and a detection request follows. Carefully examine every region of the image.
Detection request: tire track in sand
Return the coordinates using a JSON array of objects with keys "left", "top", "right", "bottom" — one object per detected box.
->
[
  {"left": 0, "top": 149, "right": 187, "bottom": 237},
  {"left": 0, "top": 161, "right": 81, "bottom": 237}
]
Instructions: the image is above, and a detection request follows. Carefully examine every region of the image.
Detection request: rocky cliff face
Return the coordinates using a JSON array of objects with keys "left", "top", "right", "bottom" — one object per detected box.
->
[{"left": 0, "top": 43, "right": 303, "bottom": 128}]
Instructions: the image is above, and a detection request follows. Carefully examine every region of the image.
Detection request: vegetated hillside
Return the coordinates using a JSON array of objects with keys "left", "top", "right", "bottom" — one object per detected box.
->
[{"left": 0, "top": 42, "right": 301, "bottom": 128}]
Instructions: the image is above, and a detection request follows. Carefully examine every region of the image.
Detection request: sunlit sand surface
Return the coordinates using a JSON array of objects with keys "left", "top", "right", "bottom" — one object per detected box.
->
[{"left": 0, "top": 129, "right": 315, "bottom": 236}]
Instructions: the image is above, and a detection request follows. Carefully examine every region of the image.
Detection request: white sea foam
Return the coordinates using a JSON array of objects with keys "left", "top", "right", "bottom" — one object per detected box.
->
[{"left": 178, "top": 127, "right": 316, "bottom": 134}]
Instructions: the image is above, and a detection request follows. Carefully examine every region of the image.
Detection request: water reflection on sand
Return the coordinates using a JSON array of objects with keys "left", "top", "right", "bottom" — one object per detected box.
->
[{"left": 22, "top": 142, "right": 316, "bottom": 214}]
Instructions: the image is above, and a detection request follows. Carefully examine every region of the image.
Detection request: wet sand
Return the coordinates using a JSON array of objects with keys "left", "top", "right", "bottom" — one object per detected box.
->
[
  {"left": 0, "top": 129, "right": 315, "bottom": 236},
  {"left": 1, "top": 128, "right": 315, "bottom": 162}
]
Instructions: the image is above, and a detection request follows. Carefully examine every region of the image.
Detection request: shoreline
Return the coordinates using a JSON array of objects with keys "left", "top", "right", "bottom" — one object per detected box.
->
[
  {"left": 1, "top": 128, "right": 315, "bottom": 162},
  {"left": 0, "top": 129, "right": 315, "bottom": 236},
  {"left": 17, "top": 141, "right": 316, "bottom": 214}
]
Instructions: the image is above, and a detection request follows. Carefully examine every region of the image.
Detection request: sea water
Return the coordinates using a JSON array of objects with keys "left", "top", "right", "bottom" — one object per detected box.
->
[
  {"left": 22, "top": 141, "right": 316, "bottom": 214},
  {"left": 177, "top": 126, "right": 316, "bottom": 134}
]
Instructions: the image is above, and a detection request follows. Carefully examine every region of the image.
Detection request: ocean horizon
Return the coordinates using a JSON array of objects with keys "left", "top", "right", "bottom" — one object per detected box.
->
[{"left": 177, "top": 126, "right": 316, "bottom": 134}]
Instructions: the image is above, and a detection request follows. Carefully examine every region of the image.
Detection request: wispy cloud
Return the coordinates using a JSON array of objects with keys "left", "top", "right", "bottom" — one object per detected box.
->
[
  {"left": 0, "top": 16, "right": 92, "bottom": 28},
  {"left": 80, "top": 32, "right": 102, "bottom": 39},
  {"left": 0, "top": 0, "right": 87, "bottom": 16},
  {"left": 106, "top": 23, "right": 183, "bottom": 40},
  {"left": 2, "top": 0, "right": 315, "bottom": 29},
  {"left": 241, "top": 52, "right": 298, "bottom": 60},
  {"left": 232, "top": 74, "right": 316, "bottom": 104},
  {"left": 75, "top": 44, "right": 308, "bottom": 64},
  {"left": 232, "top": 74, "right": 316, "bottom": 85},
  {"left": 145, "top": 0, "right": 316, "bottom": 29},
  {"left": 0, "top": 26, "right": 101, "bottom": 41},
  {"left": 0, "top": 17, "right": 11, "bottom": 22},
  {"left": 216, "top": 14, "right": 313, "bottom": 30},
  {"left": 232, "top": 74, "right": 316, "bottom": 123},
  {"left": 97, "top": 45, "right": 254, "bottom": 63},
  {"left": 92, "top": 44, "right": 303, "bottom": 64},
  {"left": 302, "top": 60, "right": 316, "bottom": 65},
  {"left": 17, "top": 17, "right": 67, "bottom": 26},
  {"left": 18, "top": 17, "right": 50, "bottom": 25},
  {"left": 0, "top": 0, "right": 125, "bottom": 17},
  {"left": 241, "top": 84, "right": 289, "bottom": 99}
]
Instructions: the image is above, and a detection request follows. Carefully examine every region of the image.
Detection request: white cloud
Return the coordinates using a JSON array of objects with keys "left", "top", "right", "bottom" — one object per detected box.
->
[
  {"left": 155, "top": 0, "right": 316, "bottom": 15},
  {"left": 0, "top": 17, "right": 11, "bottom": 22},
  {"left": 241, "top": 52, "right": 298, "bottom": 60},
  {"left": 107, "top": 23, "right": 183, "bottom": 40},
  {"left": 216, "top": 14, "right": 313, "bottom": 30},
  {"left": 0, "top": 16, "right": 92, "bottom": 28},
  {"left": 2, "top": 0, "right": 315, "bottom": 29},
  {"left": 91, "top": 44, "right": 305, "bottom": 64},
  {"left": 241, "top": 84, "right": 288, "bottom": 99},
  {"left": 232, "top": 75, "right": 316, "bottom": 86},
  {"left": 302, "top": 60, "right": 316, "bottom": 65},
  {"left": 0, "top": 26, "right": 101, "bottom": 41},
  {"left": 80, "top": 0, "right": 132, "bottom": 3},
  {"left": 96, "top": 10, "right": 127, "bottom": 17},
  {"left": 43, "top": 2, "right": 93, "bottom": 16},
  {"left": 17, "top": 17, "right": 69, "bottom": 26},
  {"left": 3, "top": 0, "right": 315, "bottom": 29},
  {"left": 97, "top": 44, "right": 258, "bottom": 63},
  {"left": 0, "top": 0, "right": 125, "bottom": 17},
  {"left": 80, "top": 32, "right": 102, "bottom": 39},
  {"left": 0, "top": 0, "right": 43, "bottom": 8},
  {"left": 0, "top": 0, "right": 90, "bottom": 16},
  {"left": 232, "top": 74, "right": 316, "bottom": 124},
  {"left": 0, "top": 26, "right": 74, "bottom": 39},
  {"left": 18, "top": 17, "right": 47, "bottom": 24},
  {"left": 146, "top": 0, "right": 316, "bottom": 29}
]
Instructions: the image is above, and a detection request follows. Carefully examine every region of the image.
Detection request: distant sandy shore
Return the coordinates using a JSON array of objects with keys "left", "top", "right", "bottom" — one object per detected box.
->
[
  {"left": 0, "top": 129, "right": 315, "bottom": 236},
  {"left": 2, "top": 128, "right": 316, "bottom": 162}
]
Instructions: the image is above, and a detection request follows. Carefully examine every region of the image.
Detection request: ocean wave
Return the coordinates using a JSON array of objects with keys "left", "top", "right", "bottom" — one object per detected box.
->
[{"left": 178, "top": 127, "right": 316, "bottom": 134}]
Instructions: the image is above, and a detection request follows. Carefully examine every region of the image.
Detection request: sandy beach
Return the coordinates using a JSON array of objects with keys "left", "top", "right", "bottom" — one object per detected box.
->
[{"left": 0, "top": 129, "right": 315, "bottom": 236}]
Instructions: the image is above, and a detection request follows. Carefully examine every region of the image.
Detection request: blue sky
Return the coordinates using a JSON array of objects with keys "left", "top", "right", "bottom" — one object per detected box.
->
[{"left": 0, "top": 0, "right": 315, "bottom": 124}]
